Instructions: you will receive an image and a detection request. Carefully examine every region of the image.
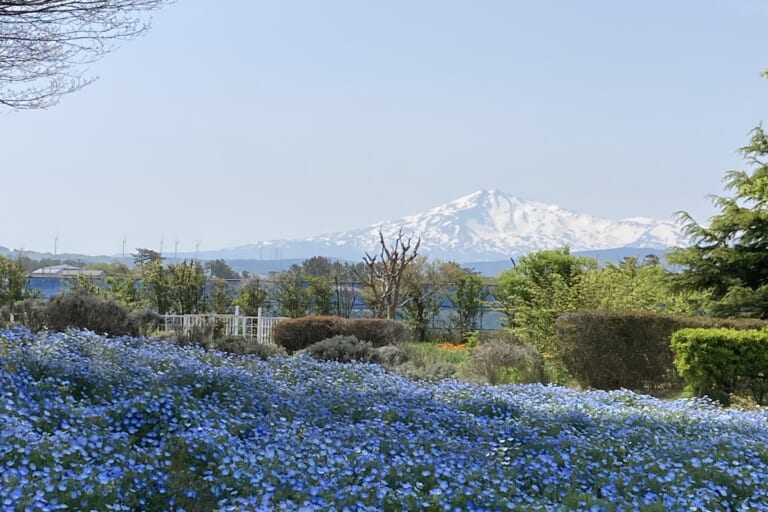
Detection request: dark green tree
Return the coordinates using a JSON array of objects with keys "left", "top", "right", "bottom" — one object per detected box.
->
[
  {"left": 205, "top": 259, "right": 240, "bottom": 280},
  {"left": 133, "top": 248, "right": 163, "bottom": 268},
  {"left": 668, "top": 126, "right": 768, "bottom": 318}
]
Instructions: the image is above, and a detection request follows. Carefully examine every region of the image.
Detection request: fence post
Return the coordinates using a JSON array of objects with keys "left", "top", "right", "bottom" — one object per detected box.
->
[{"left": 256, "top": 307, "right": 264, "bottom": 344}]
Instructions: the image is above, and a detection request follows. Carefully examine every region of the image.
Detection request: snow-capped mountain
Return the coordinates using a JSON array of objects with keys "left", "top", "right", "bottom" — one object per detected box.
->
[{"left": 193, "top": 190, "right": 687, "bottom": 262}]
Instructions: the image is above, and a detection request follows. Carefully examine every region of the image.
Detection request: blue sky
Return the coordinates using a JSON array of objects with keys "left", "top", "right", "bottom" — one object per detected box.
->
[{"left": 2, "top": 0, "right": 767, "bottom": 256}]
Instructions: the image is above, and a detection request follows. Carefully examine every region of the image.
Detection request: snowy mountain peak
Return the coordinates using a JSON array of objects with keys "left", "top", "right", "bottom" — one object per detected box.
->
[{"left": 194, "top": 190, "right": 687, "bottom": 262}]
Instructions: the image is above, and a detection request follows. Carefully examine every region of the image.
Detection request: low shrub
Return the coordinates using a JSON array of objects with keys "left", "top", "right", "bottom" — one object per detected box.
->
[
  {"left": 214, "top": 336, "right": 287, "bottom": 360},
  {"left": 273, "top": 316, "right": 408, "bottom": 353},
  {"left": 128, "top": 309, "right": 163, "bottom": 337},
  {"left": 304, "top": 335, "right": 375, "bottom": 363},
  {"left": 555, "top": 312, "right": 768, "bottom": 392},
  {"left": 343, "top": 318, "right": 407, "bottom": 347},
  {"left": 671, "top": 328, "right": 768, "bottom": 405},
  {"left": 395, "top": 361, "right": 456, "bottom": 382},
  {"left": 470, "top": 339, "right": 546, "bottom": 385},
  {"left": 1, "top": 298, "right": 48, "bottom": 331},
  {"left": 45, "top": 290, "right": 135, "bottom": 337},
  {"left": 171, "top": 323, "right": 216, "bottom": 349},
  {"left": 375, "top": 345, "right": 410, "bottom": 367}
]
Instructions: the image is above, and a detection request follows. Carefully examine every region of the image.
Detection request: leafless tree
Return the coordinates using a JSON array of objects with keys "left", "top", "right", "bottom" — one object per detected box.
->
[
  {"left": 359, "top": 229, "right": 420, "bottom": 319},
  {"left": 0, "top": 0, "right": 171, "bottom": 109}
]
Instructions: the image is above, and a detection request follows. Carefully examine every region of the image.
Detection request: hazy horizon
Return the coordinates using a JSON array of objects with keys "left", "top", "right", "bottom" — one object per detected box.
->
[{"left": 2, "top": 1, "right": 766, "bottom": 255}]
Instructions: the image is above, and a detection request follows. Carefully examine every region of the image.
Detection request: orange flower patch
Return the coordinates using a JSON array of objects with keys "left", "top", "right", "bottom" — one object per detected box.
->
[{"left": 437, "top": 342, "right": 467, "bottom": 352}]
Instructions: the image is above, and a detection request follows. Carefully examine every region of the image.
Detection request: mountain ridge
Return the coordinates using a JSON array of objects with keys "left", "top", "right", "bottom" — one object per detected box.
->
[{"left": 188, "top": 189, "right": 685, "bottom": 262}]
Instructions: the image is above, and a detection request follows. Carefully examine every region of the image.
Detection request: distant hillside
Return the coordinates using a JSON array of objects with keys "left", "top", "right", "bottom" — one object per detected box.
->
[{"left": 183, "top": 189, "right": 685, "bottom": 262}]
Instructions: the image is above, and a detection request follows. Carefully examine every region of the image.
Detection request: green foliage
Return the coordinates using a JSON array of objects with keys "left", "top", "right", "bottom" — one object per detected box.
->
[
  {"left": 556, "top": 311, "right": 683, "bottom": 391},
  {"left": 450, "top": 269, "right": 487, "bottom": 334},
  {"left": 206, "top": 277, "right": 233, "bottom": 314},
  {"left": 103, "top": 274, "right": 141, "bottom": 308},
  {"left": 671, "top": 328, "right": 768, "bottom": 405},
  {"left": 556, "top": 312, "right": 768, "bottom": 392},
  {"left": 668, "top": 126, "right": 768, "bottom": 318},
  {"left": 306, "top": 275, "right": 333, "bottom": 315},
  {"left": 140, "top": 259, "right": 172, "bottom": 314},
  {"left": 0, "top": 254, "right": 29, "bottom": 313},
  {"left": 271, "top": 270, "right": 310, "bottom": 318},
  {"left": 578, "top": 256, "right": 696, "bottom": 314},
  {"left": 233, "top": 278, "right": 267, "bottom": 317},
  {"left": 497, "top": 248, "right": 597, "bottom": 356},
  {"left": 304, "top": 335, "right": 375, "bottom": 363},
  {"left": 168, "top": 260, "right": 206, "bottom": 315},
  {"left": 140, "top": 259, "right": 206, "bottom": 314},
  {"left": 46, "top": 289, "right": 136, "bottom": 336},
  {"left": 469, "top": 338, "right": 545, "bottom": 385},
  {"left": 402, "top": 342, "right": 470, "bottom": 366},
  {"left": 272, "top": 316, "right": 347, "bottom": 353}
]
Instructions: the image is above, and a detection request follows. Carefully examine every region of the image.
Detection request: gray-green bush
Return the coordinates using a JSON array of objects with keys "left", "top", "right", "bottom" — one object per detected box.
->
[
  {"left": 470, "top": 338, "right": 545, "bottom": 385},
  {"left": 304, "top": 335, "right": 375, "bottom": 363}
]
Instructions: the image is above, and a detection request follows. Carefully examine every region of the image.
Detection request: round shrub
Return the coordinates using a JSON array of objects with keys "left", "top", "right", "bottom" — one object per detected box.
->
[
  {"left": 128, "top": 308, "right": 163, "bottom": 337},
  {"left": 214, "top": 336, "right": 287, "bottom": 360},
  {"left": 45, "top": 290, "right": 136, "bottom": 337},
  {"left": 304, "top": 335, "right": 375, "bottom": 363},
  {"left": 375, "top": 345, "right": 410, "bottom": 367}
]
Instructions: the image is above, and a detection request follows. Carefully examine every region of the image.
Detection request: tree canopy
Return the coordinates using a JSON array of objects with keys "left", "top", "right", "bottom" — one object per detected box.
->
[{"left": 668, "top": 126, "right": 768, "bottom": 318}]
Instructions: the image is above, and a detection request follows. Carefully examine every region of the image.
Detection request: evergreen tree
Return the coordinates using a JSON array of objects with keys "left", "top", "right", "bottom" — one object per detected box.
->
[{"left": 668, "top": 126, "right": 768, "bottom": 318}]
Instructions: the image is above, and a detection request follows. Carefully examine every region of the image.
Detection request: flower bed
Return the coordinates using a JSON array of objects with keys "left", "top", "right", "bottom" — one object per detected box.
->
[{"left": 1, "top": 327, "right": 767, "bottom": 511}]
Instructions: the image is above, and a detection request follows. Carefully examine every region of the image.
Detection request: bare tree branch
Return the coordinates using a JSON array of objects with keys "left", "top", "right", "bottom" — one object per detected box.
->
[
  {"left": 0, "top": 0, "right": 171, "bottom": 109},
  {"left": 359, "top": 228, "right": 421, "bottom": 319}
]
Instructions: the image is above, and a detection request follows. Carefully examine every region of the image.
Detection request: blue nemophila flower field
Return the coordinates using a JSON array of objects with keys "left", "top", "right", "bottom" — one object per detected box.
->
[{"left": 1, "top": 328, "right": 767, "bottom": 511}]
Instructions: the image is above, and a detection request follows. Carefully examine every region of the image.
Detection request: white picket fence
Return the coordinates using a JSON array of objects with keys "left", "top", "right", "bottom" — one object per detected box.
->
[{"left": 162, "top": 308, "right": 286, "bottom": 344}]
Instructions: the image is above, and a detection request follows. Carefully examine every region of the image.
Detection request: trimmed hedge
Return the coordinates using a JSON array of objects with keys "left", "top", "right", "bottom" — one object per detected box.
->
[
  {"left": 272, "top": 316, "right": 407, "bottom": 354},
  {"left": 555, "top": 311, "right": 767, "bottom": 392},
  {"left": 671, "top": 328, "right": 768, "bottom": 405}
]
